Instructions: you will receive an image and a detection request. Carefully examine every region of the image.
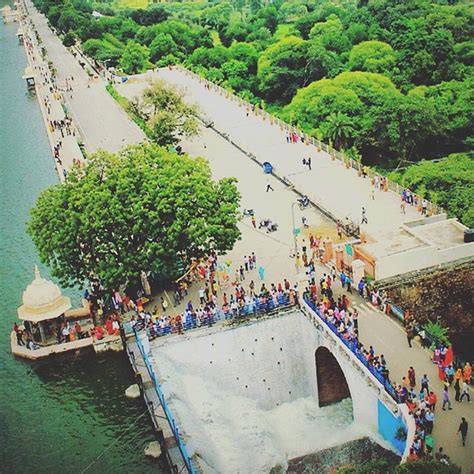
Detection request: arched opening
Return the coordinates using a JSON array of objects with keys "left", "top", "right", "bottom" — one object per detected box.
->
[{"left": 315, "top": 346, "right": 351, "bottom": 407}]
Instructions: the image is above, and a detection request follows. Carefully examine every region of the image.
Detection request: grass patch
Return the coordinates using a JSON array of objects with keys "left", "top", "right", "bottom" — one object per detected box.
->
[{"left": 113, "top": 0, "right": 148, "bottom": 9}]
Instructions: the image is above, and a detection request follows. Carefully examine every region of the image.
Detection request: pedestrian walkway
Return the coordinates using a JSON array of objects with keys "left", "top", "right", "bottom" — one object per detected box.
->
[
  {"left": 152, "top": 68, "right": 473, "bottom": 281},
  {"left": 23, "top": 0, "right": 144, "bottom": 154},
  {"left": 19, "top": 9, "right": 82, "bottom": 179}
]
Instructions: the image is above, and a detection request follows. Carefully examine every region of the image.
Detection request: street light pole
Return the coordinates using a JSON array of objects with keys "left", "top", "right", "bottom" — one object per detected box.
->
[{"left": 291, "top": 202, "right": 298, "bottom": 272}]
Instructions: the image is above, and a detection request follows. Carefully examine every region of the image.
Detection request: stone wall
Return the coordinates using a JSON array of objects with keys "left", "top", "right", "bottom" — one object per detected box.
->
[{"left": 380, "top": 259, "right": 474, "bottom": 357}]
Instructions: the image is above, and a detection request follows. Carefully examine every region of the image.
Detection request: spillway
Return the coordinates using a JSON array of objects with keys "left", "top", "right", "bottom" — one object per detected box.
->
[{"left": 150, "top": 310, "right": 383, "bottom": 472}]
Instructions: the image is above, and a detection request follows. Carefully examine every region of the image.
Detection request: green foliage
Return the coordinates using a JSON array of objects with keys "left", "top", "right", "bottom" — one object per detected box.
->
[
  {"left": 28, "top": 144, "right": 241, "bottom": 290},
  {"left": 348, "top": 40, "right": 396, "bottom": 74},
  {"left": 424, "top": 320, "right": 451, "bottom": 346},
  {"left": 119, "top": 41, "right": 151, "bottom": 74},
  {"left": 34, "top": 0, "right": 473, "bottom": 220},
  {"left": 106, "top": 83, "right": 151, "bottom": 136},
  {"left": 257, "top": 35, "right": 309, "bottom": 103},
  {"left": 389, "top": 153, "right": 474, "bottom": 227},
  {"left": 132, "top": 80, "right": 200, "bottom": 147},
  {"left": 338, "top": 459, "right": 460, "bottom": 474},
  {"left": 62, "top": 31, "right": 76, "bottom": 47},
  {"left": 393, "top": 460, "right": 461, "bottom": 474}
]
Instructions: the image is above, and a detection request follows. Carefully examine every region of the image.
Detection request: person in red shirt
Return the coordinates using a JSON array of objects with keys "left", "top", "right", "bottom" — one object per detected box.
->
[
  {"left": 74, "top": 322, "right": 82, "bottom": 339},
  {"left": 94, "top": 325, "right": 104, "bottom": 340},
  {"left": 426, "top": 391, "right": 438, "bottom": 410}
]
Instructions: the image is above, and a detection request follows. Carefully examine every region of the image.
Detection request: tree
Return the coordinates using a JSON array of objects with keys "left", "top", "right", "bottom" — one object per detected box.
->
[
  {"left": 322, "top": 112, "right": 355, "bottom": 150},
  {"left": 390, "top": 153, "right": 474, "bottom": 227},
  {"left": 149, "top": 33, "right": 180, "bottom": 64},
  {"left": 119, "top": 41, "right": 151, "bottom": 74},
  {"left": 188, "top": 45, "right": 230, "bottom": 70},
  {"left": 200, "top": 3, "right": 233, "bottom": 31},
  {"left": 306, "top": 41, "right": 342, "bottom": 80},
  {"left": 28, "top": 144, "right": 241, "bottom": 290},
  {"left": 309, "top": 14, "right": 351, "bottom": 54},
  {"left": 348, "top": 40, "right": 396, "bottom": 74},
  {"left": 62, "top": 31, "right": 76, "bottom": 47},
  {"left": 130, "top": 5, "right": 169, "bottom": 26},
  {"left": 228, "top": 42, "right": 258, "bottom": 73},
  {"left": 257, "top": 36, "right": 309, "bottom": 103},
  {"left": 134, "top": 80, "right": 200, "bottom": 146},
  {"left": 358, "top": 93, "right": 440, "bottom": 166}
]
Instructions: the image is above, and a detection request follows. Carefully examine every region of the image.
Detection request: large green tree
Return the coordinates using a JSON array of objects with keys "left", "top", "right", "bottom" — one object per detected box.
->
[
  {"left": 348, "top": 40, "right": 396, "bottom": 74},
  {"left": 119, "top": 41, "right": 151, "bottom": 74},
  {"left": 389, "top": 153, "right": 474, "bottom": 227},
  {"left": 257, "top": 35, "right": 309, "bottom": 103},
  {"left": 28, "top": 144, "right": 241, "bottom": 290},
  {"left": 131, "top": 80, "right": 200, "bottom": 147}
]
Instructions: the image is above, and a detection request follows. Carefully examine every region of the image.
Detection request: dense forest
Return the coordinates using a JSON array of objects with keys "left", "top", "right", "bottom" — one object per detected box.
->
[{"left": 34, "top": 0, "right": 474, "bottom": 226}]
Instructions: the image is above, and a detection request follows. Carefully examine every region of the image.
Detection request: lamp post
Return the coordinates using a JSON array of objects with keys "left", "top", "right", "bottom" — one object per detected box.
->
[{"left": 291, "top": 202, "right": 299, "bottom": 272}]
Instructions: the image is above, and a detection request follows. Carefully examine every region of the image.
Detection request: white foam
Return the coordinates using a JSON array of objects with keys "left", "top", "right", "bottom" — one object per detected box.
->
[{"left": 152, "top": 312, "right": 378, "bottom": 473}]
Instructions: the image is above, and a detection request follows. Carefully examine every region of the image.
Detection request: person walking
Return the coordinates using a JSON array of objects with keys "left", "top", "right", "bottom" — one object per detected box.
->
[
  {"left": 458, "top": 417, "right": 468, "bottom": 446},
  {"left": 408, "top": 367, "right": 416, "bottom": 388},
  {"left": 442, "top": 386, "right": 453, "bottom": 410},
  {"left": 406, "top": 324, "right": 414, "bottom": 348},
  {"left": 420, "top": 374, "right": 429, "bottom": 395},
  {"left": 307, "top": 156, "right": 312, "bottom": 170},
  {"left": 454, "top": 378, "right": 462, "bottom": 402},
  {"left": 425, "top": 410, "right": 434, "bottom": 435},
  {"left": 345, "top": 275, "right": 353, "bottom": 293},
  {"left": 460, "top": 381, "right": 471, "bottom": 403},
  {"left": 266, "top": 178, "right": 274, "bottom": 192},
  {"left": 361, "top": 207, "right": 368, "bottom": 224},
  {"left": 251, "top": 214, "right": 256, "bottom": 228}
]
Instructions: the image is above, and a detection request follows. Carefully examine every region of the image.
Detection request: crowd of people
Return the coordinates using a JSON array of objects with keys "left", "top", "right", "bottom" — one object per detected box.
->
[{"left": 129, "top": 252, "right": 298, "bottom": 339}]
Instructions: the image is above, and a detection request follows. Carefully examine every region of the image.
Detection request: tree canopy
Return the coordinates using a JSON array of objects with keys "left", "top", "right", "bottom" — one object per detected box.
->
[
  {"left": 34, "top": 0, "right": 474, "bottom": 225},
  {"left": 129, "top": 80, "right": 200, "bottom": 147},
  {"left": 28, "top": 144, "right": 241, "bottom": 290}
]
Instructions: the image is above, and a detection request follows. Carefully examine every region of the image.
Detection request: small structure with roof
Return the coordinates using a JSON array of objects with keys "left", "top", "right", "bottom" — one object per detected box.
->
[
  {"left": 11, "top": 266, "right": 122, "bottom": 360},
  {"left": 22, "top": 66, "right": 36, "bottom": 89},
  {"left": 16, "top": 26, "right": 24, "bottom": 43}
]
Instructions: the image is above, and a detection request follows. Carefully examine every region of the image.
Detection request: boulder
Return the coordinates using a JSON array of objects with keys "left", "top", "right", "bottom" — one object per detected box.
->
[
  {"left": 125, "top": 383, "right": 140, "bottom": 399},
  {"left": 144, "top": 441, "right": 162, "bottom": 459}
]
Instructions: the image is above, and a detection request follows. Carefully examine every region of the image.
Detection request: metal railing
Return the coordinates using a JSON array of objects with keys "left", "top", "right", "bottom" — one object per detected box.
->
[
  {"left": 127, "top": 294, "right": 294, "bottom": 339},
  {"left": 303, "top": 295, "right": 399, "bottom": 402},
  {"left": 133, "top": 329, "right": 196, "bottom": 474}
]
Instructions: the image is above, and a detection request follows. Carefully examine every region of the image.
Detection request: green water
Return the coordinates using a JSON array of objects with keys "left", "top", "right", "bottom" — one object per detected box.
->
[{"left": 0, "top": 9, "right": 159, "bottom": 474}]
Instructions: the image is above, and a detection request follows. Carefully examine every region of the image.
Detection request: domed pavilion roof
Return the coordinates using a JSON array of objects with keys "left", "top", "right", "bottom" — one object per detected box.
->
[{"left": 17, "top": 266, "right": 71, "bottom": 322}]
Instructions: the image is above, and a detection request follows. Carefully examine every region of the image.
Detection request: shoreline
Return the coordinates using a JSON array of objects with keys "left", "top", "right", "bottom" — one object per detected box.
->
[{"left": 18, "top": 0, "right": 86, "bottom": 181}]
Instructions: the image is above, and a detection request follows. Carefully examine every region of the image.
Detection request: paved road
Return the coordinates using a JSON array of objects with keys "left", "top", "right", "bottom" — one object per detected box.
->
[
  {"left": 155, "top": 68, "right": 423, "bottom": 242},
  {"left": 25, "top": 0, "right": 145, "bottom": 154}
]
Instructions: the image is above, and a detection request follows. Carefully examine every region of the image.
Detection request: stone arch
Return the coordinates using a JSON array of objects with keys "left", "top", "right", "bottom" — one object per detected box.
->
[{"left": 315, "top": 346, "right": 351, "bottom": 407}]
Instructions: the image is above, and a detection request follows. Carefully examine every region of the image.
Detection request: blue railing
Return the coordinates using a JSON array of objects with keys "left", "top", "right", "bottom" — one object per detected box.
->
[
  {"left": 303, "top": 295, "right": 399, "bottom": 403},
  {"left": 133, "top": 329, "right": 196, "bottom": 474},
  {"left": 128, "top": 294, "right": 292, "bottom": 340}
]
